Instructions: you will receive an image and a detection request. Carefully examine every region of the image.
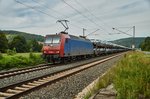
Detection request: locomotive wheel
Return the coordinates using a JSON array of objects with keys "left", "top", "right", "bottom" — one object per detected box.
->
[
  {"left": 46, "top": 56, "right": 51, "bottom": 63},
  {"left": 52, "top": 59, "right": 55, "bottom": 64},
  {"left": 61, "top": 57, "right": 67, "bottom": 64}
]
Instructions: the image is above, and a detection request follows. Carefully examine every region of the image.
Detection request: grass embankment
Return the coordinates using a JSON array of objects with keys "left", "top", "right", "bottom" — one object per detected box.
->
[
  {"left": 84, "top": 51, "right": 150, "bottom": 99},
  {"left": 114, "top": 52, "right": 150, "bottom": 98},
  {"left": 0, "top": 53, "right": 44, "bottom": 70}
]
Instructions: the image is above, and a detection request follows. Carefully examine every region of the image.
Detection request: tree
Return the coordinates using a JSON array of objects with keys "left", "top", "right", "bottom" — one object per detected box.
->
[
  {"left": 0, "top": 32, "right": 8, "bottom": 52},
  {"left": 10, "top": 35, "right": 28, "bottom": 52},
  {"left": 140, "top": 37, "right": 150, "bottom": 51},
  {"left": 28, "top": 39, "right": 42, "bottom": 52}
]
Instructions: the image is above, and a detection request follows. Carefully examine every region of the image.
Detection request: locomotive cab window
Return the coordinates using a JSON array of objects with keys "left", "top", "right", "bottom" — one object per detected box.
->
[
  {"left": 45, "top": 37, "right": 52, "bottom": 44},
  {"left": 45, "top": 35, "right": 60, "bottom": 44},
  {"left": 53, "top": 36, "right": 60, "bottom": 43}
]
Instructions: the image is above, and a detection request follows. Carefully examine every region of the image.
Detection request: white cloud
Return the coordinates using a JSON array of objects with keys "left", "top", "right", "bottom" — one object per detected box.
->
[{"left": 0, "top": 0, "right": 150, "bottom": 41}]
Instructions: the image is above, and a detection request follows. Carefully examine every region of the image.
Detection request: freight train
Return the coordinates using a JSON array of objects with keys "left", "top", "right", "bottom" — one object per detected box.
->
[{"left": 42, "top": 32, "right": 129, "bottom": 63}]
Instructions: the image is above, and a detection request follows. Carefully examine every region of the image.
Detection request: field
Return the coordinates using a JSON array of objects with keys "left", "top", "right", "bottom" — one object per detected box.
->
[
  {"left": 84, "top": 51, "right": 150, "bottom": 99},
  {"left": 0, "top": 53, "right": 44, "bottom": 70}
]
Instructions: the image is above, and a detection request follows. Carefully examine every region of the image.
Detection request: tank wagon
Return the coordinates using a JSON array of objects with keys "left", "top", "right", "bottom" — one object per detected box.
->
[
  {"left": 42, "top": 32, "right": 129, "bottom": 63},
  {"left": 42, "top": 32, "right": 93, "bottom": 63}
]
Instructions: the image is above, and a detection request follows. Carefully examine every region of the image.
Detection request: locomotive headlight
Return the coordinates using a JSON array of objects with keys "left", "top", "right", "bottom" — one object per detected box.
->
[{"left": 56, "top": 51, "right": 59, "bottom": 53}]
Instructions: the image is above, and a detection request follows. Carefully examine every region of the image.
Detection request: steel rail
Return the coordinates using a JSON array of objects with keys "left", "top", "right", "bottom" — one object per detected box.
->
[
  {"left": 0, "top": 64, "right": 52, "bottom": 79},
  {"left": 0, "top": 53, "right": 120, "bottom": 79},
  {"left": 0, "top": 53, "right": 123, "bottom": 99}
]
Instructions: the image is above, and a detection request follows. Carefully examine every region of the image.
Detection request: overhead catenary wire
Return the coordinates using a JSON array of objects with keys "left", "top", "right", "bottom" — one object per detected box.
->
[
  {"left": 15, "top": 0, "right": 110, "bottom": 37},
  {"left": 112, "top": 28, "right": 132, "bottom": 36},
  {"left": 32, "top": 0, "right": 87, "bottom": 29},
  {"left": 31, "top": 0, "right": 69, "bottom": 19},
  {"left": 62, "top": 0, "right": 110, "bottom": 35},
  {"left": 32, "top": 0, "right": 96, "bottom": 29},
  {"left": 74, "top": 0, "right": 112, "bottom": 29},
  {"left": 62, "top": 1, "right": 100, "bottom": 28},
  {"left": 31, "top": 0, "right": 83, "bottom": 29},
  {"left": 14, "top": 0, "right": 58, "bottom": 20},
  {"left": 124, "top": 27, "right": 134, "bottom": 33},
  {"left": 14, "top": 0, "right": 83, "bottom": 29},
  {"left": 112, "top": 27, "right": 133, "bottom": 36}
]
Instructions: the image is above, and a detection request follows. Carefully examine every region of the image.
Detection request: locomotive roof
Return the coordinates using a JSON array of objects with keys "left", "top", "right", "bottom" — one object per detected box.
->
[
  {"left": 69, "top": 34, "right": 91, "bottom": 42},
  {"left": 46, "top": 32, "right": 91, "bottom": 42}
]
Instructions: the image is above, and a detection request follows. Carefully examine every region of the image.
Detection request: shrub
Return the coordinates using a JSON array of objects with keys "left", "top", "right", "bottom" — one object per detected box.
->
[
  {"left": 0, "top": 53, "right": 44, "bottom": 70},
  {"left": 13, "top": 47, "right": 16, "bottom": 54},
  {"left": 0, "top": 52, "right": 3, "bottom": 59},
  {"left": 6, "top": 49, "right": 16, "bottom": 55},
  {"left": 29, "top": 52, "right": 34, "bottom": 59}
]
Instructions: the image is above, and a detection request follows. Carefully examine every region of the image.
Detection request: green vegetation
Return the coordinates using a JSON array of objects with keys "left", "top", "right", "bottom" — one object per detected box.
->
[
  {"left": 84, "top": 52, "right": 150, "bottom": 99},
  {"left": 6, "top": 48, "right": 16, "bottom": 55},
  {"left": 140, "top": 37, "right": 150, "bottom": 51},
  {"left": 0, "top": 30, "right": 44, "bottom": 70},
  {"left": 0, "top": 30, "right": 44, "bottom": 42},
  {"left": 114, "top": 52, "right": 150, "bottom": 99},
  {"left": 27, "top": 39, "right": 43, "bottom": 52},
  {"left": 0, "top": 32, "right": 8, "bottom": 52},
  {"left": 9, "top": 35, "right": 28, "bottom": 52},
  {"left": 111, "top": 37, "right": 145, "bottom": 48},
  {"left": 0, "top": 31, "right": 43, "bottom": 53},
  {"left": 0, "top": 53, "right": 44, "bottom": 70},
  {"left": 0, "top": 53, "right": 3, "bottom": 59}
]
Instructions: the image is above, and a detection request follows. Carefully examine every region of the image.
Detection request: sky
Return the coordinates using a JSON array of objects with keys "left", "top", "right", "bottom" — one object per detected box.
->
[{"left": 0, "top": 0, "right": 150, "bottom": 40}]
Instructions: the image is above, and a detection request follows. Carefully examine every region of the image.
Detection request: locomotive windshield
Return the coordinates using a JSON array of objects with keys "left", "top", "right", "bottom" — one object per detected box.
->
[{"left": 45, "top": 35, "right": 60, "bottom": 44}]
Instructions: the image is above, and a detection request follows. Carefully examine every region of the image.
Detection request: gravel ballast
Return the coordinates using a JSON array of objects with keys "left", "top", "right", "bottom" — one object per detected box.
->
[{"left": 19, "top": 54, "right": 124, "bottom": 99}]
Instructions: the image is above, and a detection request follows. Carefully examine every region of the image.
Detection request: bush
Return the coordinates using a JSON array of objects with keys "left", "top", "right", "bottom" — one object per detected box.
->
[
  {"left": 6, "top": 49, "right": 16, "bottom": 55},
  {"left": 13, "top": 47, "right": 16, "bottom": 54},
  {"left": 0, "top": 53, "right": 44, "bottom": 70},
  {"left": 29, "top": 52, "right": 34, "bottom": 59},
  {"left": 0, "top": 52, "right": 3, "bottom": 59}
]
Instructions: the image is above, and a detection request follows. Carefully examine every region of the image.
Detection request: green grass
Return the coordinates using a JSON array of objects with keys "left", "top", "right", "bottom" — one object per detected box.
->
[
  {"left": 114, "top": 52, "right": 150, "bottom": 99},
  {"left": 2, "top": 52, "right": 41, "bottom": 57},
  {"left": 0, "top": 52, "right": 44, "bottom": 70},
  {"left": 84, "top": 51, "right": 150, "bottom": 99}
]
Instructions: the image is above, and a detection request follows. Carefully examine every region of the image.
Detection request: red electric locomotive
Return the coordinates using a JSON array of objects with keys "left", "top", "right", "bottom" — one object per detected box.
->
[
  {"left": 42, "top": 32, "right": 68, "bottom": 63},
  {"left": 42, "top": 32, "right": 94, "bottom": 63}
]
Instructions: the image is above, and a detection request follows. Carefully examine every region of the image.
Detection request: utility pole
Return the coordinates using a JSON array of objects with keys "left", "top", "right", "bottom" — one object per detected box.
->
[
  {"left": 83, "top": 28, "right": 86, "bottom": 36},
  {"left": 132, "top": 26, "right": 135, "bottom": 49}
]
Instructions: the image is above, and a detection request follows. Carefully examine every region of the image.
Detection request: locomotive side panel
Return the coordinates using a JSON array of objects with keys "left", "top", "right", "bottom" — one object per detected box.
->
[{"left": 64, "top": 38, "right": 93, "bottom": 57}]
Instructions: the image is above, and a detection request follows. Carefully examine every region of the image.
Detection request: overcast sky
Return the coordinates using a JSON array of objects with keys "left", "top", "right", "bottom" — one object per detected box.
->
[{"left": 0, "top": 0, "right": 150, "bottom": 40}]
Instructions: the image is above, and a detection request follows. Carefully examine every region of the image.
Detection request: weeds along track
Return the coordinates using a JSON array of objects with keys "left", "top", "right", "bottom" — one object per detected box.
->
[
  {"left": 0, "top": 64, "right": 56, "bottom": 79},
  {"left": 0, "top": 53, "right": 123, "bottom": 99}
]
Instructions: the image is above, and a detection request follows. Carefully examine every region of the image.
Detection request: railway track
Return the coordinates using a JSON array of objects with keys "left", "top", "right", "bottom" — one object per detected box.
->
[
  {"left": 0, "top": 64, "right": 54, "bottom": 79},
  {"left": 0, "top": 53, "right": 123, "bottom": 99},
  {"left": 0, "top": 53, "right": 118, "bottom": 79}
]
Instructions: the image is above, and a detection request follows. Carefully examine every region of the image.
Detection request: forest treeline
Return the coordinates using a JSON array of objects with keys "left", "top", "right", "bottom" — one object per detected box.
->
[
  {"left": 1, "top": 30, "right": 44, "bottom": 42},
  {"left": 140, "top": 37, "right": 150, "bottom": 51},
  {"left": 0, "top": 31, "right": 43, "bottom": 53}
]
